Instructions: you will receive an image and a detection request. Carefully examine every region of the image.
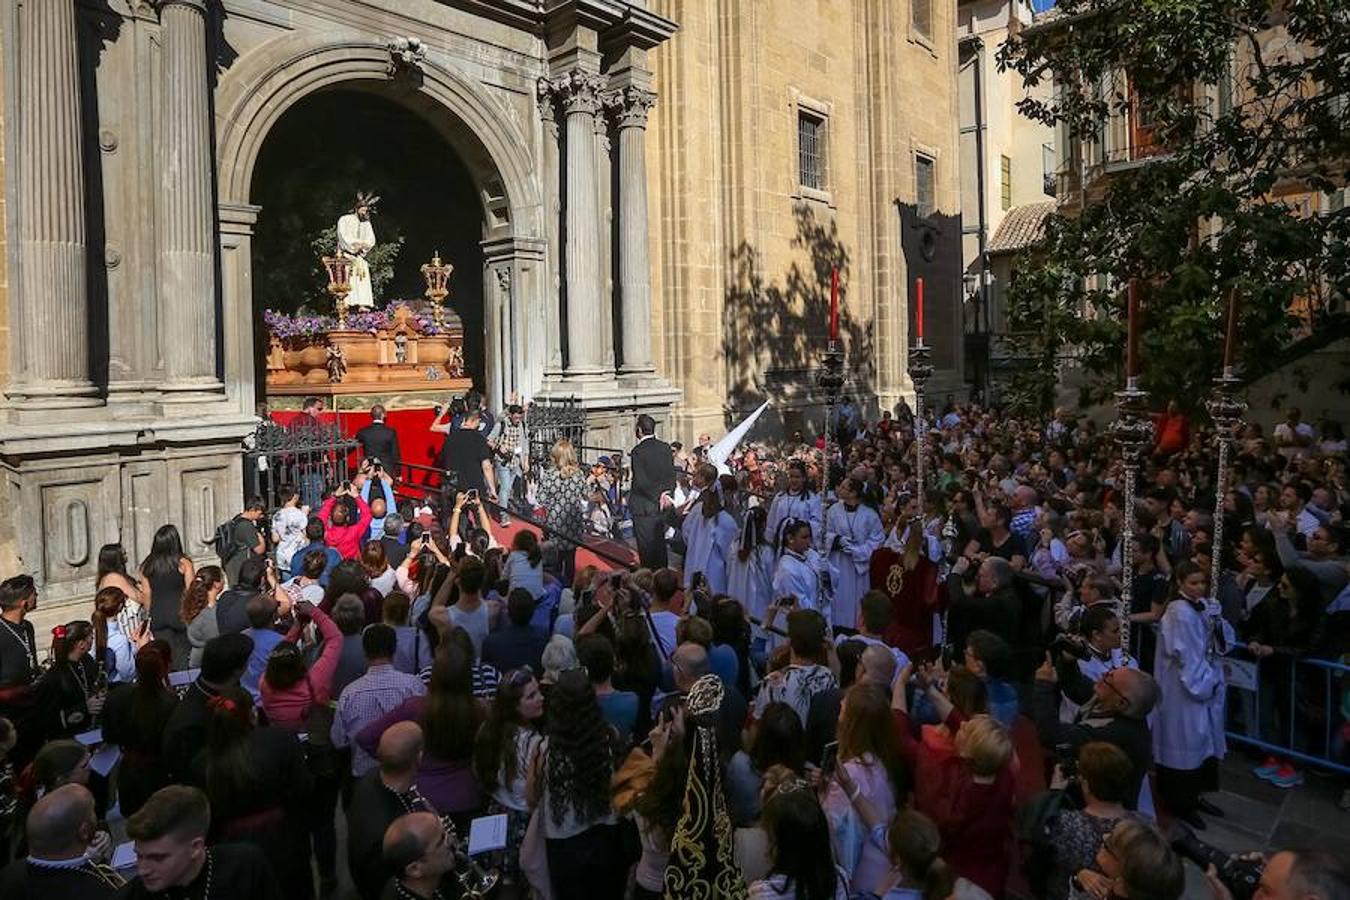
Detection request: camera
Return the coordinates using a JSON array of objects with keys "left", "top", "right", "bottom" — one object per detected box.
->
[
  {"left": 1049, "top": 633, "right": 1092, "bottom": 662},
  {"left": 1169, "top": 823, "right": 1263, "bottom": 900}
]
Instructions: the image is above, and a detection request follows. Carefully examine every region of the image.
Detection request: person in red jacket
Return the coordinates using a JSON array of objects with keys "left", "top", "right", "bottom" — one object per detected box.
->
[
  {"left": 318, "top": 485, "right": 372, "bottom": 560},
  {"left": 891, "top": 663, "right": 1016, "bottom": 898}
]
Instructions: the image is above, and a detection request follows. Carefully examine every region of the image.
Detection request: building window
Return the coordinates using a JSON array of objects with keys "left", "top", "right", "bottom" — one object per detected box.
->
[
  {"left": 1000, "top": 155, "right": 1013, "bottom": 210},
  {"left": 912, "top": 0, "right": 932, "bottom": 40},
  {"left": 797, "top": 111, "right": 827, "bottom": 191},
  {"left": 1042, "top": 143, "right": 1057, "bottom": 197},
  {"left": 915, "top": 153, "right": 935, "bottom": 218}
]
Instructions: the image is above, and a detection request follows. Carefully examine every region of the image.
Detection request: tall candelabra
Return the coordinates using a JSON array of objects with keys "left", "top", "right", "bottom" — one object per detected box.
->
[
  {"left": 1109, "top": 378, "right": 1154, "bottom": 656},
  {"left": 815, "top": 340, "right": 846, "bottom": 554},
  {"left": 908, "top": 341, "right": 934, "bottom": 522},
  {"left": 420, "top": 251, "right": 454, "bottom": 330},
  {"left": 907, "top": 340, "right": 936, "bottom": 640},
  {"left": 322, "top": 255, "right": 353, "bottom": 330},
  {"left": 1206, "top": 368, "right": 1245, "bottom": 597}
]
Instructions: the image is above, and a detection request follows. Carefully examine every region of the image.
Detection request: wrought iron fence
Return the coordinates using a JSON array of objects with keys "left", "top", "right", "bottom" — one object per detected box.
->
[
  {"left": 1223, "top": 653, "right": 1349, "bottom": 775},
  {"left": 244, "top": 420, "right": 359, "bottom": 511},
  {"left": 525, "top": 397, "right": 588, "bottom": 471}
]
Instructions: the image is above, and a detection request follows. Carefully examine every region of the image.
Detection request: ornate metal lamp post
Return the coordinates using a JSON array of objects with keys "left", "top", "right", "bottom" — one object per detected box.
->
[
  {"left": 1109, "top": 378, "right": 1153, "bottom": 656},
  {"left": 420, "top": 251, "right": 454, "bottom": 330},
  {"left": 322, "top": 255, "right": 353, "bottom": 330}
]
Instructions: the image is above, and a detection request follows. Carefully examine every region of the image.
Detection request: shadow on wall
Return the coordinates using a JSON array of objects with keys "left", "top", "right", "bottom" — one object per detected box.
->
[
  {"left": 721, "top": 205, "right": 878, "bottom": 436},
  {"left": 896, "top": 202, "right": 963, "bottom": 377}
]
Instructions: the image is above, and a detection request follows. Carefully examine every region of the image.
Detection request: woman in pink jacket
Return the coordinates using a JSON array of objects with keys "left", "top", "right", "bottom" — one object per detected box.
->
[{"left": 260, "top": 600, "right": 344, "bottom": 896}]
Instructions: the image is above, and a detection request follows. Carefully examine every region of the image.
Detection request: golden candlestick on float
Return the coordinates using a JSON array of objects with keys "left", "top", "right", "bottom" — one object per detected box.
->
[
  {"left": 322, "top": 255, "right": 354, "bottom": 330},
  {"left": 420, "top": 251, "right": 454, "bottom": 329}
]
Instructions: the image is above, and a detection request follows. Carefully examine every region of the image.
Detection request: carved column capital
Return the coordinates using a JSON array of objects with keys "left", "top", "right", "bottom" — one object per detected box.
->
[
  {"left": 552, "top": 70, "right": 607, "bottom": 117},
  {"left": 607, "top": 86, "right": 657, "bottom": 130},
  {"left": 537, "top": 77, "right": 558, "bottom": 125},
  {"left": 155, "top": 0, "right": 210, "bottom": 12}
]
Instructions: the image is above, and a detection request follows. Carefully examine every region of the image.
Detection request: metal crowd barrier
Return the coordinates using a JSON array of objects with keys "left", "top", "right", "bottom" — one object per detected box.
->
[{"left": 1221, "top": 653, "right": 1350, "bottom": 775}]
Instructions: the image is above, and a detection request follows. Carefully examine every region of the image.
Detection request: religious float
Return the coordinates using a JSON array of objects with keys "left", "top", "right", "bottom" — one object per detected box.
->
[{"left": 264, "top": 251, "right": 472, "bottom": 398}]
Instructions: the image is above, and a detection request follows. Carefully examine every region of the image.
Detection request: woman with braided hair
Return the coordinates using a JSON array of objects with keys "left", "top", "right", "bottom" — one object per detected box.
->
[{"left": 532, "top": 668, "right": 624, "bottom": 900}]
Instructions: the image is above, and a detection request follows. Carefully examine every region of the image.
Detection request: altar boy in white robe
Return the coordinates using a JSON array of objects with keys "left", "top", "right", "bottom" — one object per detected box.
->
[
  {"left": 773, "top": 519, "right": 824, "bottom": 616},
  {"left": 824, "top": 478, "right": 886, "bottom": 632},
  {"left": 765, "top": 460, "right": 822, "bottom": 549},
  {"left": 681, "top": 487, "right": 739, "bottom": 595},
  {"left": 1153, "top": 561, "right": 1232, "bottom": 829},
  {"left": 728, "top": 506, "right": 775, "bottom": 623}
]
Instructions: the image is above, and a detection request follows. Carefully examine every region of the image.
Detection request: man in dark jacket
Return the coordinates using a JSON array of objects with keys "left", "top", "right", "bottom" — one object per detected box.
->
[
  {"left": 629, "top": 414, "right": 676, "bottom": 569},
  {"left": 355, "top": 405, "right": 401, "bottom": 480},
  {"left": 1033, "top": 653, "right": 1158, "bottom": 811}
]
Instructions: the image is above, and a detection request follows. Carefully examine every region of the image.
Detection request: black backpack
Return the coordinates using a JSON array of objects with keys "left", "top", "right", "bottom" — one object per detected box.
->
[{"left": 209, "top": 517, "right": 242, "bottom": 564}]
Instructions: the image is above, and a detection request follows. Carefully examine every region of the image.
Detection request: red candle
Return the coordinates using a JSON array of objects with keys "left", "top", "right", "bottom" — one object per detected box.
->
[
  {"left": 1126, "top": 279, "right": 1140, "bottom": 380},
  {"left": 829, "top": 267, "right": 840, "bottom": 341},
  {"left": 1222, "top": 287, "right": 1240, "bottom": 373},
  {"left": 915, "top": 277, "right": 925, "bottom": 343}
]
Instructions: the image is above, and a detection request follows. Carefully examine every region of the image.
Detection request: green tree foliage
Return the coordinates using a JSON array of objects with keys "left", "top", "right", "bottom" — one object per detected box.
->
[{"left": 997, "top": 0, "right": 1349, "bottom": 415}]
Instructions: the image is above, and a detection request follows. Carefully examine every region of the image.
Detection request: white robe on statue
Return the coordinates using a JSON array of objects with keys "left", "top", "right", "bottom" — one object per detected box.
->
[
  {"left": 766, "top": 491, "right": 823, "bottom": 549},
  {"left": 728, "top": 541, "right": 776, "bottom": 623},
  {"left": 337, "top": 213, "right": 377, "bottom": 308},
  {"left": 681, "top": 509, "right": 738, "bottom": 595},
  {"left": 773, "top": 548, "right": 824, "bottom": 617},
  {"left": 1153, "top": 598, "right": 1230, "bottom": 770},
  {"left": 824, "top": 502, "right": 886, "bottom": 631}
]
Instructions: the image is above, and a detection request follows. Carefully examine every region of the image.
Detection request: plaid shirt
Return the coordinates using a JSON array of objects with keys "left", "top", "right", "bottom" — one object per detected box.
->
[{"left": 331, "top": 663, "right": 426, "bottom": 776}]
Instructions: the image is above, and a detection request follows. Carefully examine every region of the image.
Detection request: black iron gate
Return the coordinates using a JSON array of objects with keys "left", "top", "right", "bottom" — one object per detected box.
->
[
  {"left": 525, "top": 397, "right": 589, "bottom": 471},
  {"left": 244, "top": 420, "right": 359, "bottom": 511}
]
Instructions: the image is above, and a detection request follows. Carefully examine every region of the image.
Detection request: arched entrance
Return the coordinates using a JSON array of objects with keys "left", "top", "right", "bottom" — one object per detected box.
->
[
  {"left": 249, "top": 86, "right": 489, "bottom": 397},
  {"left": 214, "top": 39, "right": 548, "bottom": 414}
]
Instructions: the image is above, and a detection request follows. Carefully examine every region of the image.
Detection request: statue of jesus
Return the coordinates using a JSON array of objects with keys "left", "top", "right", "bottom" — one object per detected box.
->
[{"left": 337, "top": 192, "right": 378, "bottom": 308}]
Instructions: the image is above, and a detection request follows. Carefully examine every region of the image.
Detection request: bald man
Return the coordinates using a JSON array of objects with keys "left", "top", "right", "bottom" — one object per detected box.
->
[
  {"left": 804, "top": 643, "right": 896, "bottom": 768},
  {"left": 348, "top": 722, "right": 431, "bottom": 900},
  {"left": 381, "top": 811, "right": 457, "bottom": 900},
  {"left": 0, "top": 784, "right": 122, "bottom": 898},
  {"left": 661, "top": 642, "right": 746, "bottom": 757},
  {"left": 1034, "top": 654, "right": 1158, "bottom": 811}
]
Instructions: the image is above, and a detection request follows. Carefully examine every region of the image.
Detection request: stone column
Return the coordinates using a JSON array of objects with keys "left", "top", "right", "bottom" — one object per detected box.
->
[
  {"left": 158, "top": 0, "right": 222, "bottom": 397},
  {"left": 595, "top": 106, "right": 615, "bottom": 373},
  {"left": 612, "top": 87, "right": 657, "bottom": 375},
  {"left": 556, "top": 70, "right": 606, "bottom": 377},
  {"left": 537, "top": 78, "right": 564, "bottom": 377},
  {"left": 11, "top": 0, "right": 98, "bottom": 408}
]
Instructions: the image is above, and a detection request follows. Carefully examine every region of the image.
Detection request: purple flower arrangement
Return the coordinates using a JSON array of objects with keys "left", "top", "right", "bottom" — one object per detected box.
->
[{"left": 264, "top": 304, "right": 443, "bottom": 340}]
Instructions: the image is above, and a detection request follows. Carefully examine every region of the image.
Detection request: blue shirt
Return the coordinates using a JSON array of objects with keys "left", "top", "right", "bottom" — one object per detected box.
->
[
  {"left": 292, "top": 541, "right": 341, "bottom": 586},
  {"left": 242, "top": 627, "right": 285, "bottom": 701},
  {"left": 597, "top": 690, "right": 640, "bottom": 742}
]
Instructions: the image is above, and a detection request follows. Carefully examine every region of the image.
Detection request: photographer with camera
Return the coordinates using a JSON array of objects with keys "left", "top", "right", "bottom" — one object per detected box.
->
[
  {"left": 430, "top": 395, "right": 498, "bottom": 516},
  {"left": 1056, "top": 605, "right": 1137, "bottom": 723},
  {"left": 1034, "top": 647, "right": 1158, "bottom": 812},
  {"left": 1192, "top": 847, "right": 1350, "bottom": 900}
]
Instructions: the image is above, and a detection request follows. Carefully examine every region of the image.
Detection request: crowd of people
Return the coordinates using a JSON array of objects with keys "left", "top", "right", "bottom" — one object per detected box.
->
[{"left": 0, "top": 391, "right": 1347, "bottom": 900}]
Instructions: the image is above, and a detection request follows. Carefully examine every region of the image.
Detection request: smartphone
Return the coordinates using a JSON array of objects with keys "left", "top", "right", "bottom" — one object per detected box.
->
[
  {"left": 609, "top": 571, "right": 624, "bottom": 590},
  {"left": 821, "top": 741, "right": 839, "bottom": 778},
  {"left": 420, "top": 533, "right": 431, "bottom": 546},
  {"left": 466, "top": 489, "right": 479, "bottom": 502},
  {"left": 776, "top": 595, "right": 796, "bottom": 608}
]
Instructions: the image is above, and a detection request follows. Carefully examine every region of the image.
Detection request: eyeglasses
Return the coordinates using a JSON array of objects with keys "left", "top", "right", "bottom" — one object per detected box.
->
[{"left": 1100, "top": 671, "right": 1128, "bottom": 706}]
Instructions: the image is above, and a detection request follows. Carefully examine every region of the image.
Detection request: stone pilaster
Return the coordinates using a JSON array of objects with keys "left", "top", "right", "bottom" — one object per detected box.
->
[
  {"left": 537, "top": 78, "right": 564, "bottom": 377},
  {"left": 11, "top": 0, "right": 98, "bottom": 408},
  {"left": 555, "top": 69, "right": 606, "bottom": 377},
  {"left": 158, "top": 0, "right": 222, "bottom": 398},
  {"left": 611, "top": 86, "right": 657, "bottom": 375}
]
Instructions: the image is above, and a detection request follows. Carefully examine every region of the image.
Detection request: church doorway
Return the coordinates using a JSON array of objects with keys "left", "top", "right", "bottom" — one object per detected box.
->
[{"left": 248, "top": 85, "right": 488, "bottom": 404}]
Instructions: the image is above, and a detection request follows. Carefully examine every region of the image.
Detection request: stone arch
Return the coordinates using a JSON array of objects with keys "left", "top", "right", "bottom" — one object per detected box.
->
[
  {"left": 215, "top": 35, "right": 540, "bottom": 235},
  {"left": 213, "top": 34, "right": 549, "bottom": 411}
]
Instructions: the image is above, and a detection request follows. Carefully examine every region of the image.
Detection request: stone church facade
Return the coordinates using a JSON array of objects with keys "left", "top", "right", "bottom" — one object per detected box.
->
[{"left": 0, "top": 0, "right": 959, "bottom": 619}]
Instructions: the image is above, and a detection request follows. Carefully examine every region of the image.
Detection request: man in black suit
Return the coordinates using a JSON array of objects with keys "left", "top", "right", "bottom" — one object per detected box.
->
[
  {"left": 629, "top": 413, "right": 676, "bottom": 569},
  {"left": 355, "top": 404, "right": 401, "bottom": 480}
]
